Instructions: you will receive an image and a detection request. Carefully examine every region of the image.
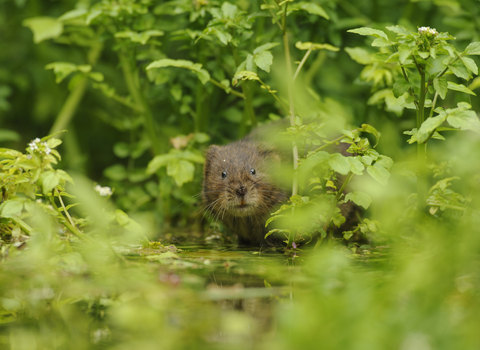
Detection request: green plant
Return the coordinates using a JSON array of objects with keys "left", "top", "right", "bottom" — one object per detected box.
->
[{"left": 348, "top": 25, "right": 480, "bottom": 211}]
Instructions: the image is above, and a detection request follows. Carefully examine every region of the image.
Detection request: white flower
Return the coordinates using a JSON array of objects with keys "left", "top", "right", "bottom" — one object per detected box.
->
[
  {"left": 28, "top": 141, "right": 38, "bottom": 150},
  {"left": 33, "top": 138, "right": 40, "bottom": 143},
  {"left": 42, "top": 142, "right": 52, "bottom": 155},
  {"left": 95, "top": 185, "right": 113, "bottom": 197},
  {"left": 418, "top": 26, "right": 438, "bottom": 36}
]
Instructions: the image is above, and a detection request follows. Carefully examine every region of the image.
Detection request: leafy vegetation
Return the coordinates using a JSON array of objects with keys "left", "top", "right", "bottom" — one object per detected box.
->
[{"left": 1, "top": 0, "right": 480, "bottom": 348}]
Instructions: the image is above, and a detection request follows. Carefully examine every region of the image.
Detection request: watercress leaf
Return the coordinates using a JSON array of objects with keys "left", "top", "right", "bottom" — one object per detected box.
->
[
  {"left": 392, "top": 80, "right": 411, "bottom": 98},
  {"left": 23, "top": 17, "right": 64, "bottom": 43},
  {"left": 447, "top": 81, "right": 476, "bottom": 96},
  {"left": 221, "top": 2, "right": 237, "bottom": 19},
  {"left": 58, "top": 9, "right": 88, "bottom": 22},
  {"left": 345, "top": 191, "right": 372, "bottom": 209},
  {"left": 348, "top": 27, "right": 388, "bottom": 40},
  {"left": 433, "top": 76, "right": 448, "bottom": 99},
  {"left": 293, "top": 2, "right": 329, "bottom": 19},
  {"left": 46, "top": 138, "right": 62, "bottom": 149},
  {"left": 398, "top": 46, "right": 413, "bottom": 64},
  {"left": 446, "top": 109, "right": 480, "bottom": 135},
  {"left": 146, "top": 154, "right": 176, "bottom": 174},
  {"left": 254, "top": 51, "right": 273, "bottom": 72},
  {"left": 45, "top": 62, "right": 89, "bottom": 84},
  {"left": 377, "top": 156, "right": 393, "bottom": 170},
  {"left": 253, "top": 42, "right": 280, "bottom": 54},
  {"left": 0, "top": 200, "right": 24, "bottom": 216},
  {"left": 461, "top": 56, "right": 478, "bottom": 75},
  {"left": 299, "top": 151, "right": 330, "bottom": 175},
  {"left": 386, "top": 25, "right": 410, "bottom": 35},
  {"left": 367, "top": 163, "right": 390, "bottom": 185},
  {"left": 146, "top": 59, "right": 210, "bottom": 84},
  {"left": 464, "top": 42, "right": 480, "bottom": 55},
  {"left": 213, "top": 28, "right": 232, "bottom": 46},
  {"left": 449, "top": 61, "right": 470, "bottom": 80},
  {"left": 40, "top": 170, "right": 61, "bottom": 194},
  {"left": 328, "top": 153, "right": 350, "bottom": 175},
  {"left": 347, "top": 157, "right": 365, "bottom": 175},
  {"left": 167, "top": 159, "right": 195, "bottom": 187},
  {"left": 372, "top": 37, "right": 392, "bottom": 47},
  {"left": 345, "top": 47, "right": 372, "bottom": 65},
  {"left": 232, "top": 70, "right": 259, "bottom": 85},
  {"left": 296, "top": 42, "right": 339, "bottom": 51},
  {"left": 115, "top": 30, "right": 164, "bottom": 45},
  {"left": 360, "top": 124, "right": 381, "bottom": 147},
  {"left": 416, "top": 115, "right": 447, "bottom": 143}
]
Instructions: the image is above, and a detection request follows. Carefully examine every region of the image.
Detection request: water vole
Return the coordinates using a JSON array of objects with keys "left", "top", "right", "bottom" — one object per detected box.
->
[
  {"left": 202, "top": 129, "right": 361, "bottom": 246},
  {"left": 202, "top": 138, "right": 288, "bottom": 246}
]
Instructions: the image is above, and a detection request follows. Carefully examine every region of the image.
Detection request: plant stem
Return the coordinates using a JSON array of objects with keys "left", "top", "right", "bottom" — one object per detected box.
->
[
  {"left": 118, "top": 48, "right": 162, "bottom": 155},
  {"left": 209, "top": 78, "right": 246, "bottom": 99},
  {"left": 416, "top": 64, "right": 427, "bottom": 211},
  {"left": 49, "top": 42, "right": 103, "bottom": 136},
  {"left": 281, "top": 2, "right": 299, "bottom": 249},
  {"left": 293, "top": 47, "right": 312, "bottom": 81}
]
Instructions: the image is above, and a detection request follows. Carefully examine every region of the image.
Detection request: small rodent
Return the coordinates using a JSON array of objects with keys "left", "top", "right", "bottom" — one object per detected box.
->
[
  {"left": 202, "top": 136, "right": 288, "bottom": 246},
  {"left": 202, "top": 129, "right": 360, "bottom": 247}
]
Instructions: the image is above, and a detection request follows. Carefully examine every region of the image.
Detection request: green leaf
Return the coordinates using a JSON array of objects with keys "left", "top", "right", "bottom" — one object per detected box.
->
[
  {"left": 347, "top": 157, "right": 365, "bottom": 175},
  {"left": 416, "top": 115, "right": 447, "bottom": 143},
  {"left": 253, "top": 42, "right": 280, "bottom": 54},
  {"left": 398, "top": 46, "right": 412, "bottom": 64},
  {"left": 296, "top": 42, "right": 339, "bottom": 52},
  {"left": 329, "top": 153, "right": 350, "bottom": 175},
  {"left": 367, "top": 163, "right": 390, "bottom": 185},
  {"left": 446, "top": 108, "right": 480, "bottom": 135},
  {"left": 167, "top": 159, "right": 195, "bottom": 187},
  {"left": 386, "top": 25, "right": 410, "bottom": 35},
  {"left": 293, "top": 2, "right": 329, "bottom": 19},
  {"left": 23, "top": 17, "right": 64, "bottom": 43},
  {"left": 345, "top": 47, "right": 372, "bottom": 65},
  {"left": 345, "top": 191, "right": 372, "bottom": 209},
  {"left": 58, "top": 9, "right": 88, "bottom": 22},
  {"left": 45, "top": 62, "right": 92, "bottom": 84},
  {"left": 146, "top": 59, "right": 210, "bottom": 84},
  {"left": 299, "top": 151, "right": 330, "bottom": 175},
  {"left": 221, "top": 2, "right": 238, "bottom": 19},
  {"left": 232, "top": 70, "right": 259, "bottom": 85},
  {"left": 392, "top": 80, "right": 411, "bottom": 98},
  {"left": 46, "top": 138, "right": 62, "bottom": 149},
  {"left": 433, "top": 77, "right": 448, "bottom": 99},
  {"left": 447, "top": 82, "right": 476, "bottom": 96},
  {"left": 449, "top": 61, "right": 470, "bottom": 80},
  {"left": 40, "top": 170, "right": 61, "bottom": 194},
  {"left": 461, "top": 56, "right": 478, "bottom": 75},
  {"left": 463, "top": 42, "right": 480, "bottom": 55},
  {"left": 372, "top": 37, "right": 392, "bottom": 47},
  {"left": 254, "top": 51, "right": 273, "bottom": 72},
  {"left": 360, "top": 124, "right": 381, "bottom": 147},
  {"left": 348, "top": 27, "right": 388, "bottom": 40},
  {"left": 0, "top": 200, "right": 24, "bottom": 216},
  {"left": 115, "top": 30, "right": 164, "bottom": 45}
]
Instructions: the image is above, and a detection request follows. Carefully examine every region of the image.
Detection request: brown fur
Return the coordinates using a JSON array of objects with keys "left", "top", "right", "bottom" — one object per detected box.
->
[{"left": 202, "top": 140, "right": 288, "bottom": 246}]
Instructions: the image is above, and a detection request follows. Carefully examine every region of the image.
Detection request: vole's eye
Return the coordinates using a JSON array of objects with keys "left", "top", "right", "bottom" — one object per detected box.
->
[
  {"left": 250, "top": 168, "right": 256, "bottom": 175},
  {"left": 221, "top": 171, "right": 227, "bottom": 179}
]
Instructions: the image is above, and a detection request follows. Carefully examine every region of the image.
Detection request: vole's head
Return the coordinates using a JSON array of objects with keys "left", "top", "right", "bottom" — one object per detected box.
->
[{"left": 202, "top": 140, "right": 285, "bottom": 218}]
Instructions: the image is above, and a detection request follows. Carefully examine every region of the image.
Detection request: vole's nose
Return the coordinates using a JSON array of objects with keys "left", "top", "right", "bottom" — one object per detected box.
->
[{"left": 236, "top": 186, "right": 247, "bottom": 197}]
